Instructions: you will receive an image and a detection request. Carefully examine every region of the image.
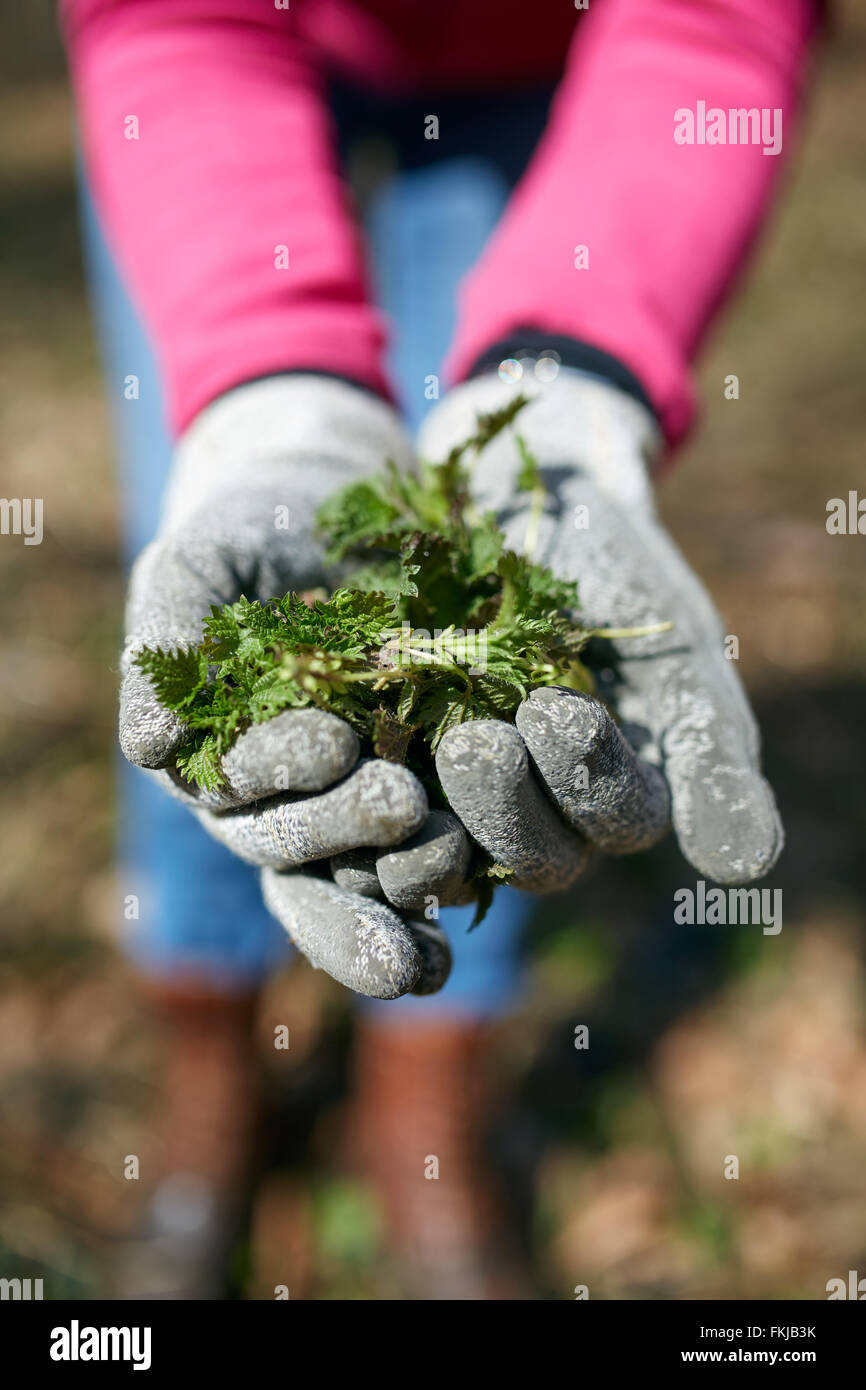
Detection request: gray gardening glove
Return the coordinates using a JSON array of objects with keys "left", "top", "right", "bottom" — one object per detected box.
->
[
  {"left": 120, "top": 375, "right": 469, "bottom": 998},
  {"left": 417, "top": 369, "right": 783, "bottom": 890}
]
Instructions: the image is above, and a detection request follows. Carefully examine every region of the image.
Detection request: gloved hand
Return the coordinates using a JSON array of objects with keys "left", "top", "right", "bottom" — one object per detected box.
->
[
  {"left": 120, "top": 375, "right": 471, "bottom": 999},
  {"left": 416, "top": 369, "right": 783, "bottom": 890}
]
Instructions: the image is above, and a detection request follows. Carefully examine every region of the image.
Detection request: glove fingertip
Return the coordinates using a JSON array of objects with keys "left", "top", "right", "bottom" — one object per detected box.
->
[
  {"left": 675, "top": 775, "right": 784, "bottom": 886},
  {"left": 119, "top": 707, "right": 187, "bottom": 770},
  {"left": 406, "top": 921, "right": 452, "bottom": 996},
  {"left": 222, "top": 708, "right": 360, "bottom": 798},
  {"left": 260, "top": 870, "right": 423, "bottom": 999}
]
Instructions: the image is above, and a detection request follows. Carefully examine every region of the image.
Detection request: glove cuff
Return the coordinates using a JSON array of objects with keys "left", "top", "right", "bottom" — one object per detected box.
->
[
  {"left": 466, "top": 334, "right": 657, "bottom": 422},
  {"left": 162, "top": 374, "right": 412, "bottom": 531}
]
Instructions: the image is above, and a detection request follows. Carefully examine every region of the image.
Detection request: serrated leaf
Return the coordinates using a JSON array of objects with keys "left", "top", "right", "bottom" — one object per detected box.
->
[
  {"left": 315, "top": 479, "right": 400, "bottom": 559},
  {"left": 175, "top": 734, "right": 224, "bottom": 791},
  {"left": 396, "top": 679, "right": 419, "bottom": 723},
  {"left": 201, "top": 604, "right": 241, "bottom": 660},
  {"left": 134, "top": 645, "right": 208, "bottom": 711},
  {"left": 415, "top": 680, "right": 475, "bottom": 750}
]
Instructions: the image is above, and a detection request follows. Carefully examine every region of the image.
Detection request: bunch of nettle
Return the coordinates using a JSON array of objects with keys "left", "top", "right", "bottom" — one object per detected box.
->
[{"left": 137, "top": 397, "right": 664, "bottom": 808}]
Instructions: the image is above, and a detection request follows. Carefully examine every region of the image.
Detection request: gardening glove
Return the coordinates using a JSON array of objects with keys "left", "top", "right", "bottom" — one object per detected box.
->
[
  {"left": 416, "top": 368, "right": 783, "bottom": 891},
  {"left": 119, "top": 375, "right": 469, "bottom": 998}
]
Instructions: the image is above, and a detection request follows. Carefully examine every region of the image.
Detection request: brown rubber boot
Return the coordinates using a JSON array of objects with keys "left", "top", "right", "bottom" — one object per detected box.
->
[
  {"left": 114, "top": 980, "right": 263, "bottom": 1300},
  {"left": 349, "top": 1017, "right": 533, "bottom": 1300}
]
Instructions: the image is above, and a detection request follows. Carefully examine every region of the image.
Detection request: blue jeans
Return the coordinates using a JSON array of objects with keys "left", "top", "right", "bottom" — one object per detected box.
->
[{"left": 79, "top": 83, "right": 552, "bottom": 1016}]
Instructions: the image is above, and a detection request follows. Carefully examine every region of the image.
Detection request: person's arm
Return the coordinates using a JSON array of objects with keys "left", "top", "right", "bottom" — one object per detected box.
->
[
  {"left": 62, "top": 2, "right": 459, "bottom": 1000},
  {"left": 446, "top": 0, "right": 823, "bottom": 449},
  {"left": 427, "top": 0, "right": 824, "bottom": 891},
  {"left": 62, "top": 0, "right": 390, "bottom": 435}
]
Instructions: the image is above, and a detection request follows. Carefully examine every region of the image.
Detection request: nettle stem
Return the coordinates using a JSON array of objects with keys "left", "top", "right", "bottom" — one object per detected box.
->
[
  {"left": 588, "top": 621, "right": 674, "bottom": 640},
  {"left": 380, "top": 625, "right": 490, "bottom": 669},
  {"left": 522, "top": 482, "right": 547, "bottom": 561}
]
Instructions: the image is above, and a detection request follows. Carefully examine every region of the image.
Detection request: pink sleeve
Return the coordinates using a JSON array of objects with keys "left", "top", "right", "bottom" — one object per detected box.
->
[
  {"left": 445, "top": 0, "right": 822, "bottom": 447},
  {"left": 62, "top": 0, "right": 390, "bottom": 436}
]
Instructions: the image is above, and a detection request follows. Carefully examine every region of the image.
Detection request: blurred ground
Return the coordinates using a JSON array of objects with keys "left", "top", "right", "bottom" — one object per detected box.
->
[{"left": 0, "top": 4, "right": 865, "bottom": 1299}]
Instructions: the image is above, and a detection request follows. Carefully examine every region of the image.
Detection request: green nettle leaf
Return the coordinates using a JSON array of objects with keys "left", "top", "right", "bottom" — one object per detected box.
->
[
  {"left": 134, "top": 645, "right": 208, "bottom": 709},
  {"left": 515, "top": 433, "right": 542, "bottom": 493},
  {"left": 175, "top": 734, "right": 224, "bottom": 791},
  {"left": 135, "top": 396, "right": 669, "bottom": 917},
  {"left": 465, "top": 514, "right": 503, "bottom": 581},
  {"left": 469, "top": 874, "right": 496, "bottom": 930},
  {"left": 201, "top": 604, "right": 241, "bottom": 660},
  {"left": 414, "top": 678, "right": 476, "bottom": 750},
  {"left": 316, "top": 479, "right": 400, "bottom": 560}
]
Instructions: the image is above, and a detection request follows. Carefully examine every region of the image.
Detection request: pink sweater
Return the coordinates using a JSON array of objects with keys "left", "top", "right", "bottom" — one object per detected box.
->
[{"left": 62, "top": 0, "right": 820, "bottom": 447}]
